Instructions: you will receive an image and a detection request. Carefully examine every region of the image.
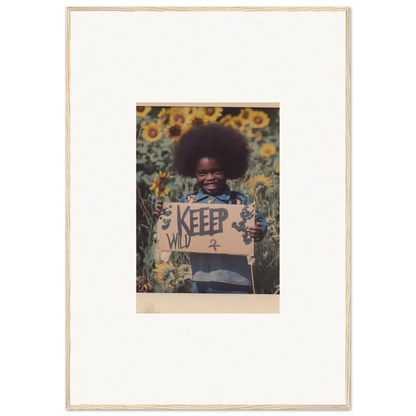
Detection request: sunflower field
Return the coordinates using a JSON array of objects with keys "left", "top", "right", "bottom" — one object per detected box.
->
[{"left": 136, "top": 106, "right": 280, "bottom": 294}]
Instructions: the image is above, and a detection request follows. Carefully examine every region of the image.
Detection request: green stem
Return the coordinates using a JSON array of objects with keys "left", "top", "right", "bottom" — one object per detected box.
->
[{"left": 137, "top": 186, "right": 152, "bottom": 224}]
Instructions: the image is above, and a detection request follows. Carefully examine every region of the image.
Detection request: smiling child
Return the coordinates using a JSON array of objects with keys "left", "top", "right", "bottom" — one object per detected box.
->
[{"left": 153, "top": 123, "right": 268, "bottom": 294}]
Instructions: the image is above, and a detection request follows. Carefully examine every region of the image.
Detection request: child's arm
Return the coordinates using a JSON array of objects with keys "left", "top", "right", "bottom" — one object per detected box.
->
[
  {"left": 248, "top": 211, "right": 268, "bottom": 242},
  {"left": 235, "top": 192, "right": 268, "bottom": 242},
  {"left": 152, "top": 200, "right": 163, "bottom": 219},
  {"left": 248, "top": 222, "right": 263, "bottom": 240}
]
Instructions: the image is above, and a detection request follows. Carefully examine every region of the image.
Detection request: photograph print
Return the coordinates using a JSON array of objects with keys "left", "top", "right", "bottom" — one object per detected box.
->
[{"left": 136, "top": 105, "right": 279, "bottom": 295}]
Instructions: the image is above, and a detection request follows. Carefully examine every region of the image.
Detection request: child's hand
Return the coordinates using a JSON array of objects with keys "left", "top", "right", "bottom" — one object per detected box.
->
[
  {"left": 153, "top": 200, "right": 163, "bottom": 219},
  {"left": 248, "top": 222, "right": 263, "bottom": 240}
]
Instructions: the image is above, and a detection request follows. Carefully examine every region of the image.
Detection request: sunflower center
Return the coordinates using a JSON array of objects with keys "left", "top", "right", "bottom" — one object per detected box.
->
[
  {"left": 174, "top": 114, "right": 185, "bottom": 124},
  {"left": 149, "top": 128, "right": 158, "bottom": 138},
  {"left": 170, "top": 125, "right": 182, "bottom": 136},
  {"left": 254, "top": 116, "right": 263, "bottom": 124},
  {"left": 242, "top": 111, "right": 249, "bottom": 119},
  {"left": 205, "top": 107, "right": 215, "bottom": 116},
  {"left": 136, "top": 106, "right": 145, "bottom": 112},
  {"left": 192, "top": 117, "right": 204, "bottom": 127},
  {"left": 235, "top": 120, "right": 241, "bottom": 127}
]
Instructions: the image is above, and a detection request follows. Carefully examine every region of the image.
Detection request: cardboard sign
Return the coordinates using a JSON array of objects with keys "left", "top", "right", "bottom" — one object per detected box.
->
[{"left": 157, "top": 202, "right": 256, "bottom": 256}]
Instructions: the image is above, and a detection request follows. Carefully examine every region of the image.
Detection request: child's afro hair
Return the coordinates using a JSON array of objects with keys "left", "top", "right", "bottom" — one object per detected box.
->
[{"left": 173, "top": 123, "right": 250, "bottom": 179}]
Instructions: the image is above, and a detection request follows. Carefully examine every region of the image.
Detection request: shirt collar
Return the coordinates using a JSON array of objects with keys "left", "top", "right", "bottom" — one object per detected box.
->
[{"left": 195, "top": 184, "right": 231, "bottom": 202}]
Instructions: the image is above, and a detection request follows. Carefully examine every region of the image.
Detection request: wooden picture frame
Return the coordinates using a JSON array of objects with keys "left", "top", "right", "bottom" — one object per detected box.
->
[{"left": 66, "top": 7, "right": 350, "bottom": 409}]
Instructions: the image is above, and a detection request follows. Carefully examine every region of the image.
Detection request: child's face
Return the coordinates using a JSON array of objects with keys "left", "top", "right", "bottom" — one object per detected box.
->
[{"left": 195, "top": 157, "right": 226, "bottom": 195}]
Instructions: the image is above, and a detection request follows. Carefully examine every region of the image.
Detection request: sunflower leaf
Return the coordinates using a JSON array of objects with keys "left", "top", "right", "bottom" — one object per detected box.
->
[
  {"left": 142, "top": 175, "right": 152, "bottom": 185},
  {"left": 273, "top": 158, "right": 279, "bottom": 169},
  {"left": 159, "top": 141, "right": 171, "bottom": 149},
  {"left": 153, "top": 282, "right": 166, "bottom": 293}
]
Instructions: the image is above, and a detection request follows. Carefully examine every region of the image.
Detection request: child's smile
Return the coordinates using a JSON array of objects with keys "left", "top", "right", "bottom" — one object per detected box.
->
[{"left": 195, "top": 157, "right": 227, "bottom": 196}]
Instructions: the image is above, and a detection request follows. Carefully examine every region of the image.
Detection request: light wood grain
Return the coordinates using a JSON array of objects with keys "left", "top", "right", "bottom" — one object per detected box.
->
[
  {"left": 67, "top": 6, "right": 349, "bottom": 13},
  {"left": 65, "top": 7, "right": 71, "bottom": 411},
  {"left": 345, "top": 7, "right": 351, "bottom": 410},
  {"left": 67, "top": 404, "right": 350, "bottom": 410},
  {"left": 66, "top": 6, "right": 351, "bottom": 409}
]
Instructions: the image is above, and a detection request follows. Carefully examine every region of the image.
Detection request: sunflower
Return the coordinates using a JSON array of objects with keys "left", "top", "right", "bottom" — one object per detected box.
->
[
  {"left": 157, "top": 108, "right": 171, "bottom": 126},
  {"left": 136, "top": 106, "right": 152, "bottom": 118},
  {"left": 248, "top": 110, "right": 270, "bottom": 128},
  {"left": 153, "top": 262, "right": 176, "bottom": 283},
  {"left": 219, "top": 114, "right": 232, "bottom": 124},
  {"left": 136, "top": 276, "right": 153, "bottom": 292},
  {"left": 246, "top": 174, "right": 273, "bottom": 197},
  {"left": 170, "top": 108, "right": 190, "bottom": 127},
  {"left": 259, "top": 143, "right": 276, "bottom": 159},
  {"left": 142, "top": 122, "right": 163, "bottom": 142},
  {"left": 185, "top": 107, "right": 195, "bottom": 114},
  {"left": 201, "top": 107, "right": 223, "bottom": 122},
  {"left": 149, "top": 171, "right": 170, "bottom": 197},
  {"left": 226, "top": 116, "right": 245, "bottom": 131},
  {"left": 184, "top": 110, "right": 206, "bottom": 131},
  {"left": 165, "top": 123, "right": 185, "bottom": 142},
  {"left": 255, "top": 130, "right": 263, "bottom": 141},
  {"left": 247, "top": 127, "right": 256, "bottom": 138},
  {"left": 239, "top": 108, "right": 253, "bottom": 125}
]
